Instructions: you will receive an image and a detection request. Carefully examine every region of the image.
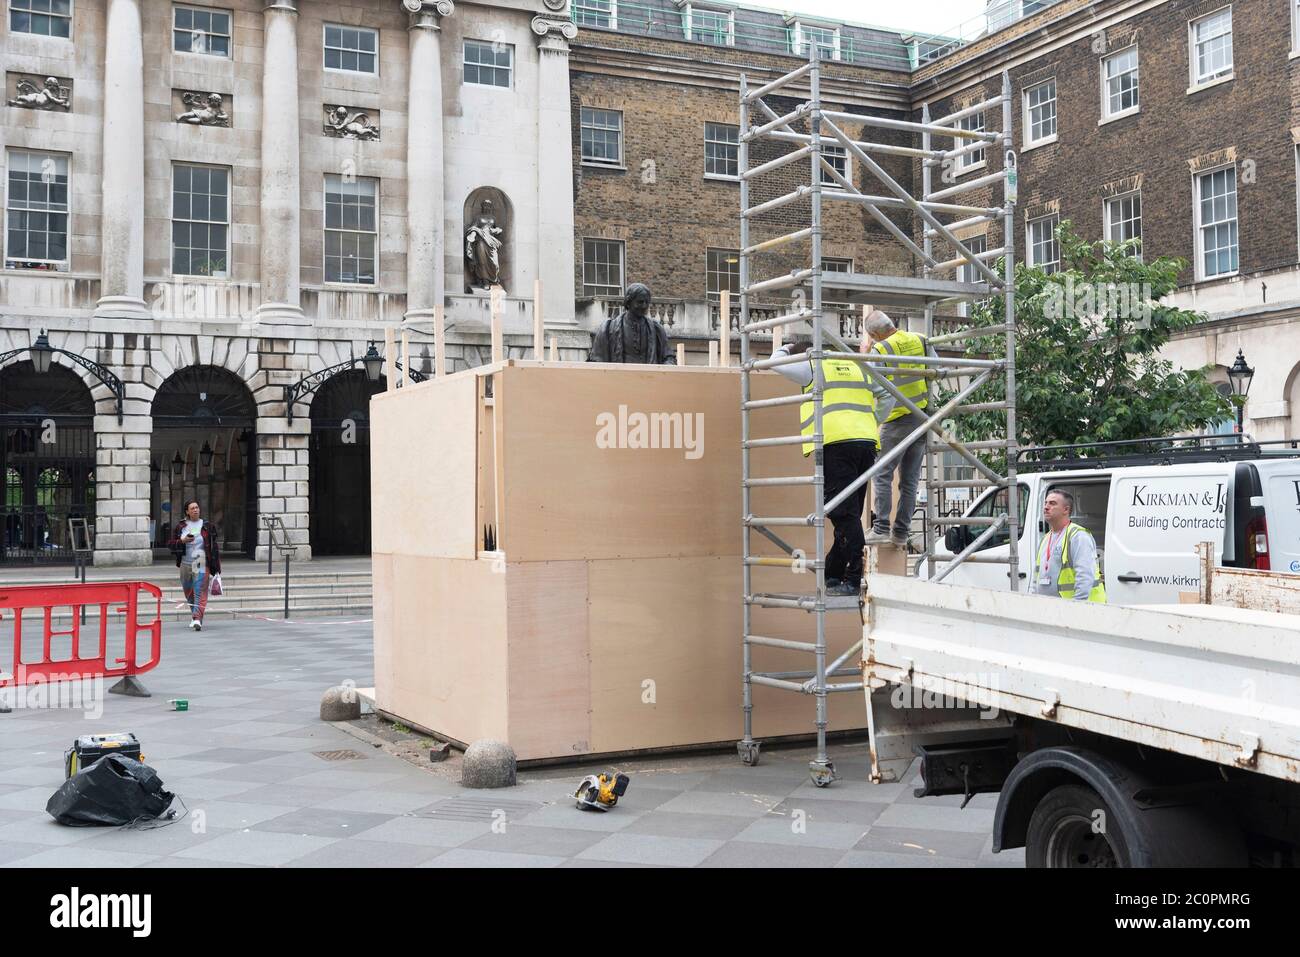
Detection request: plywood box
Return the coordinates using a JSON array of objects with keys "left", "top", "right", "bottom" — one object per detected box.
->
[{"left": 371, "top": 361, "right": 896, "bottom": 762}]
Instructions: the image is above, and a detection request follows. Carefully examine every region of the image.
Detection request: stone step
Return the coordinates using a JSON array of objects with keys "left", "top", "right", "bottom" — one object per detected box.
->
[{"left": 41, "top": 596, "right": 375, "bottom": 623}]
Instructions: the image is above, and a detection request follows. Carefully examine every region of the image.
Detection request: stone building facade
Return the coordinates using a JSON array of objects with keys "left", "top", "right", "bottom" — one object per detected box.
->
[{"left": 2, "top": 0, "right": 1298, "bottom": 569}]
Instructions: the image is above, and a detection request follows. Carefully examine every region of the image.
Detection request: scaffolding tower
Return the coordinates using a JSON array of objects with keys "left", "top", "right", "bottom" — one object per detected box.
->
[{"left": 737, "top": 51, "right": 1020, "bottom": 786}]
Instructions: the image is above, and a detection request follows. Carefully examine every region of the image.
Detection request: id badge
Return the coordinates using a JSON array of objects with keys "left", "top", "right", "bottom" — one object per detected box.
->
[{"left": 1038, "top": 576, "right": 1052, "bottom": 587}]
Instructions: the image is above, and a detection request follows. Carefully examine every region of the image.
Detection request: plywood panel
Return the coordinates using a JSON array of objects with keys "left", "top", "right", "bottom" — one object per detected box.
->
[
  {"left": 586, "top": 557, "right": 865, "bottom": 755},
  {"left": 371, "top": 552, "right": 395, "bottom": 707},
  {"left": 370, "top": 373, "right": 478, "bottom": 559},
  {"left": 505, "top": 561, "right": 592, "bottom": 761},
  {"left": 378, "top": 555, "right": 510, "bottom": 746},
  {"left": 499, "top": 364, "right": 837, "bottom": 562},
  {"left": 500, "top": 364, "right": 737, "bottom": 561}
]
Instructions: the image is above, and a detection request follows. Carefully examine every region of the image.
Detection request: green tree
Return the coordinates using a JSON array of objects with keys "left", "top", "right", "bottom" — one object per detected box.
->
[{"left": 950, "top": 221, "right": 1232, "bottom": 463}]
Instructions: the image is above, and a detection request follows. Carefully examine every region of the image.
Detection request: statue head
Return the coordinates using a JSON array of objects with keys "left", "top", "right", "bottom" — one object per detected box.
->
[
  {"left": 624, "top": 283, "right": 652, "bottom": 319},
  {"left": 207, "top": 93, "right": 223, "bottom": 108},
  {"left": 44, "top": 77, "right": 60, "bottom": 92},
  {"left": 480, "top": 199, "right": 495, "bottom": 219}
]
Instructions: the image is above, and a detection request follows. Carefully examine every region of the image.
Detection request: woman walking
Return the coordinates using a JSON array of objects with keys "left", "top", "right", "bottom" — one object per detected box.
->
[{"left": 168, "top": 499, "right": 221, "bottom": 631}]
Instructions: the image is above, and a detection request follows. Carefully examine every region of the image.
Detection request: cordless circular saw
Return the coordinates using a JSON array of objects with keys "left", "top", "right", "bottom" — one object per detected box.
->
[{"left": 573, "top": 772, "right": 630, "bottom": 812}]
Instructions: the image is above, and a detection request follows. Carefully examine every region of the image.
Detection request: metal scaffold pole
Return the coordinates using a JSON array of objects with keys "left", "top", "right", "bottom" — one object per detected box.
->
[{"left": 737, "top": 50, "right": 1018, "bottom": 785}]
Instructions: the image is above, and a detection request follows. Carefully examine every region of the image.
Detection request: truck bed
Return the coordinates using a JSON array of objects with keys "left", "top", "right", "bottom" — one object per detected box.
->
[{"left": 862, "top": 576, "right": 1300, "bottom": 784}]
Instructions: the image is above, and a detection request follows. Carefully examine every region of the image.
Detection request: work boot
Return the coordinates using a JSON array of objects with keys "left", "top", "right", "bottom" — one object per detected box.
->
[
  {"left": 891, "top": 532, "right": 909, "bottom": 549},
  {"left": 863, "top": 529, "right": 891, "bottom": 545},
  {"left": 824, "top": 577, "right": 842, "bottom": 590},
  {"left": 827, "top": 580, "right": 860, "bottom": 597}
]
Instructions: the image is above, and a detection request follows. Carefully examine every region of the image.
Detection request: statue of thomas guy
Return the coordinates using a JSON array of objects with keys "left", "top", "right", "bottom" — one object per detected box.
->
[{"left": 587, "top": 283, "right": 676, "bottom": 365}]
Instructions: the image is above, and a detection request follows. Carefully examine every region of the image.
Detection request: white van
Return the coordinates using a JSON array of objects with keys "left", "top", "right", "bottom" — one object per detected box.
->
[{"left": 926, "top": 447, "right": 1300, "bottom": 605}]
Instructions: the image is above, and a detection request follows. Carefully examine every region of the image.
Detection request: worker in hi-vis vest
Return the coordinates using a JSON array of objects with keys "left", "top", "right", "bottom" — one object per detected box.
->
[
  {"left": 860, "top": 310, "right": 939, "bottom": 548},
  {"left": 1035, "top": 489, "right": 1107, "bottom": 602},
  {"left": 771, "top": 337, "right": 879, "bottom": 597}
]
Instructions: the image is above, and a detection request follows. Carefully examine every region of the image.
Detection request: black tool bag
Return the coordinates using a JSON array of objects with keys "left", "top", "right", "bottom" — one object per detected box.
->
[{"left": 46, "top": 754, "right": 175, "bottom": 827}]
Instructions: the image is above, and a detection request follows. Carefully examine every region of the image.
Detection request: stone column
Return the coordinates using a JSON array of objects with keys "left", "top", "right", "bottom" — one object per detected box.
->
[
  {"left": 256, "top": 1, "right": 306, "bottom": 326},
  {"left": 95, "top": 0, "right": 150, "bottom": 319},
  {"left": 532, "top": 17, "right": 579, "bottom": 326},
  {"left": 405, "top": 1, "right": 453, "bottom": 324}
]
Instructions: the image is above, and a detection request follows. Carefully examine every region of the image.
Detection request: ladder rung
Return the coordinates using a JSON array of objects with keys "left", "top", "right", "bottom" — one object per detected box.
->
[
  {"left": 743, "top": 393, "right": 807, "bottom": 410},
  {"left": 744, "top": 269, "right": 815, "bottom": 296},
  {"left": 745, "top": 435, "right": 811, "bottom": 448},
  {"left": 742, "top": 146, "right": 813, "bottom": 182},
  {"left": 747, "top": 594, "right": 816, "bottom": 610},
  {"left": 955, "top": 402, "right": 1010, "bottom": 414},
  {"left": 749, "top": 674, "right": 810, "bottom": 692},
  {"left": 926, "top": 169, "right": 1009, "bottom": 203},
  {"left": 742, "top": 61, "right": 815, "bottom": 103},
  {"left": 931, "top": 516, "right": 1004, "bottom": 526},
  {"left": 742, "top": 308, "right": 813, "bottom": 334},
  {"left": 928, "top": 324, "right": 1011, "bottom": 346},
  {"left": 746, "top": 516, "right": 814, "bottom": 527},
  {"left": 746, "top": 592, "right": 863, "bottom": 611},
  {"left": 928, "top": 440, "right": 1013, "bottom": 452},
  {"left": 742, "top": 185, "right": 811, "bottom": 220},
  {"left": 746, "top": 634, "right": 818, "bottom": 652},
  {"left": 744, "top": 475, "right": 819, "bottom": 487},
  {"left": 744, "top": 556, "right": 823, "bottom": 569},
  {"left": 744, "top": 103, "right": 810, "bottom": 142},
  {"left": 927, "top": 479, "right": 1004, "bottom": 489},
  {"left": 744, "top": 227, "right": 813, "bottom": 256}
]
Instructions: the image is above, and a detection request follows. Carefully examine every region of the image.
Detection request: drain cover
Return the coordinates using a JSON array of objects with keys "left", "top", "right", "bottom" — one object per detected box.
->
[{"left": 312, "top": 749, "right": 368, "bottom": 762}]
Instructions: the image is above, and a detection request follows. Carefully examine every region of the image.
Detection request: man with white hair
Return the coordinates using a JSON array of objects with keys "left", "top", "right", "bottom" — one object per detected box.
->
[{"left": 861, "top": 310, "right": 939, "bottom": 548}]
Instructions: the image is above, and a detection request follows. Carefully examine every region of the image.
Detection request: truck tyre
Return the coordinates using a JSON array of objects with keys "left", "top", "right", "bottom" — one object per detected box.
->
[{"left": 1026, "top": 784, "right": 1131, "bottom": 868}]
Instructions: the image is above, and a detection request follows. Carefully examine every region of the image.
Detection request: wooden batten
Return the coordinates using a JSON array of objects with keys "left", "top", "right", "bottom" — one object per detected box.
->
[
  {"left": 434, "top": 303, "right": 446, "bottom": 377},
  {"left": 533, "top": 279, "right": 544, "bottom": 358},
  {"left": 490, "top": 286, "right": 504, "bottom": 364}
]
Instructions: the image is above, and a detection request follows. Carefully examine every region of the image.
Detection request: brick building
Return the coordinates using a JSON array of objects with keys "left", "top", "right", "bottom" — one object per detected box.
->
[{"left": 1, "top": 0, "right": 1296, "bottom": 568}]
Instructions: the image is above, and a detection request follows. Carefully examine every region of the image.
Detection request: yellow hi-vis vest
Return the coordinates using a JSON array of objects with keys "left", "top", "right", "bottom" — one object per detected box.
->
[
  {"left": 800, "top": 357, "right": 879, "bottom": 457},
  {"left": 872, "top": 330, "right": 929, "bottom": 423},
  {"left": 1036, "top": 522, "right": 1108, "bottom": 603}
]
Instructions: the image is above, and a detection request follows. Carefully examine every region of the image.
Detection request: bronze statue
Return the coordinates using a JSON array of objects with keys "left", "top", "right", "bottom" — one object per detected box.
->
[
  {"left": 465, "top": 199, "right": 504, "bottom": 289},
  {"left": 587, "top": 283, "right": 676, "bottom": 365}
]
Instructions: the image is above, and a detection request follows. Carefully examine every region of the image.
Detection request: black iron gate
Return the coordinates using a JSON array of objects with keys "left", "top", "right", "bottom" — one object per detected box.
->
[
  {"left": 1, "top": 415, "right": 96, "bottom": 565},
  {"left": 310, "top": 369, "right": 384, "bottom": 555}
]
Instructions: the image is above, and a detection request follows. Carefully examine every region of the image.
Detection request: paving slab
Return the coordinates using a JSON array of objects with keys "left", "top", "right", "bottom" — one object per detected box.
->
[{"left": 0, "top": 615, "right": 1031, "bottom": 868}]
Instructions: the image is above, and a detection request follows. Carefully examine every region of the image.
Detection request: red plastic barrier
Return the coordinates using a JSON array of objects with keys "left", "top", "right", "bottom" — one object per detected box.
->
[{"left": 0, "top": 581, "right": 162, "bottom": 687}]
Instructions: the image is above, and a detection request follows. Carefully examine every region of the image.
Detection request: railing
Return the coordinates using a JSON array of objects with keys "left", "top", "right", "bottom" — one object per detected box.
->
[
  {"left": 0, "top": 580, "right": 163, "bottom": 701},
  {"left": 911, "top": 0, "right": 1066, "bottom": 66}
]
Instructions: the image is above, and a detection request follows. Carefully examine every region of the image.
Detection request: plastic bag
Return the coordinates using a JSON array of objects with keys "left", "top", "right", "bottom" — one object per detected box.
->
[
  {"left": 46, "top": 754, "right": 175, "bottom": 827},
  {"left": 210, "top": 574, "right": 223, "bottom": 597}
]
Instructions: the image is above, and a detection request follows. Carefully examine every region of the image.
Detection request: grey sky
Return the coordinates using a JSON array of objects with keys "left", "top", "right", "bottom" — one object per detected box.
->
[{"left": 760, "top": 1, "right": 989, "bottom": 36}]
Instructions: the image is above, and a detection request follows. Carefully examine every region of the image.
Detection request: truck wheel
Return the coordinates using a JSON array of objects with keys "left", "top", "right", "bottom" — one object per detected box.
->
[{"left": 1026, "top": 784, "right": 1131, "bottom": 868}]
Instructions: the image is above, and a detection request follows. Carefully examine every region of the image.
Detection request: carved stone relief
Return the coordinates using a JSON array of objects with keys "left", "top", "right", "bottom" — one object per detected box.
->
[
  {"left": 324, "top": 105, "right": 380, "bottom": 140},
  {"left": 174, "top": 91, "right": 231, "bottom": 126},
  {"left": 6, "top": 74, "right": 72, "bottom": 111}
]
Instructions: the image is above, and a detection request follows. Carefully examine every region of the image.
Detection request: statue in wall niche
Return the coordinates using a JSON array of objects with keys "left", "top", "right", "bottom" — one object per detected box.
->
[
  {"left": 176, "top": 92, "right": 230, "bottom": 126},
  {"left": 465, "top": 199, "right": 505, "bottom": 289},
  {"left": 325, "top": 106, "right": 379, "bottom": 140},
  {"left": 8, "top": 76, "right": 71, "bottom": 111},
  {"left": 587, "top": 283, "right": 676, "bottom": 365}
]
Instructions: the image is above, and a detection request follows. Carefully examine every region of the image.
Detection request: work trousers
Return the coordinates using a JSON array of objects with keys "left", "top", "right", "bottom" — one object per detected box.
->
[
  {"left": 180, "top": 561, "right": 211, "bottom": 622},
  {"left": 823, "top": 440, "right": 877, "bottom": 583},
  {"left": 872, "top": 414, "right": 926, "bottom": 538}
]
